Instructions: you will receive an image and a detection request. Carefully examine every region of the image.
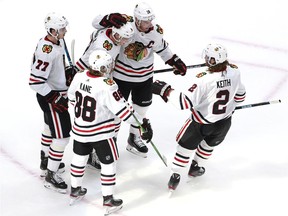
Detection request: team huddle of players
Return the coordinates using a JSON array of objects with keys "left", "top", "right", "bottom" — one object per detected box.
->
[{"left": 29, "top": 2, "right": 246, "bottom": 215}]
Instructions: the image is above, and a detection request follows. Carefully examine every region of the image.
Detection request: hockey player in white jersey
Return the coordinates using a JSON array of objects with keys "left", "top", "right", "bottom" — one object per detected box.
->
[
  {"left": 68, "top": 50, "right": 153, "bottom": 213},
  {"left": 74, "top": 21, "right": 134, "bottom": 169},
  {"left": 152, "top": 43, "right": 246, "bottom": 192},
  {"left": 92, "top": 2, "right": 187, "bottom": 158},
  {"left": 29, "top": 12, "right": 73, "bottom": 193},
  {"left": 75, "top": 21, "right": 134, "bottom": 71}
]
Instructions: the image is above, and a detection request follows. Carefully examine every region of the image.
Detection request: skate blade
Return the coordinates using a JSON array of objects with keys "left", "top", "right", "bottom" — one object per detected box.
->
[
  {"left": 69, "top": 195, "right": 85, "bottom": 206},
  {"left": 168, "top": 190, "right": 174, "bottom": 198},
  {"left": 186, "top": 176, "right": 193, "bottom": 183},
  {"left": 126, "top": 146, "right": 147, "bottom": 158},
  {"left": 40, "top": 170, "right": 47, "bottom": 178},
  {"left": 104, "top": 205, "right": 123, "bottom": 216},
  {"left": 44, "top": 182, "right": 67, "bottom": 194}
]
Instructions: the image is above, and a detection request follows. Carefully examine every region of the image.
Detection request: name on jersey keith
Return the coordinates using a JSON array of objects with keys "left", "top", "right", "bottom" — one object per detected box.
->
[
  {"left": 217, "top": 79, "right": 231, "bottom": 88},
  {"left": 80, "top": 83, "right": 92, "bottom": 93}
]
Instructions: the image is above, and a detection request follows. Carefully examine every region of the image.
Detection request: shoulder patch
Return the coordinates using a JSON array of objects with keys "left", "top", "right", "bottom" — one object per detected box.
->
[
  {"left": 42, "top": 44, "right": 53, "bottom": 54},
  {"left": 196, "top": 72, "right": 207, "bottom": 78},
  {"left": 103, "top": 78, "right": 115, "bottom": 86},
  {"left": 103, "top": 40, "right": 113, "bottom": 51},
  {"left": 156, "top": 24, "right": 163, "bottom": 34}
]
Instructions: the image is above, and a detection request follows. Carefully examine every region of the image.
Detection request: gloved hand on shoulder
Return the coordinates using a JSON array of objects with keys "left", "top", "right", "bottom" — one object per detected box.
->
[
  {"left": 166, "top": 54, "right": 187, "bottom": 76},
  {"left": 99, "top": 13, "right": 127, "bottom": 28}
]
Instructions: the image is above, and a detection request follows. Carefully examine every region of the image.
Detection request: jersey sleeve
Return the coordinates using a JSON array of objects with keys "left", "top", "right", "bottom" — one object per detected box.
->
[
  {"left": 92, "top": 15, "right": 105, "bottom": 29},
  {"left": 168, "top": 89, "right": 193, "bottom": 110},
  {"left": 167, "top": 76, "right": 205, "bottom": 110},
  {"left": 234, "top": 81, "right": 246, "bottom": 103},
  {"left": 152, "top": 24, "right": 174, "bottom": 62},
  {"left": 29, "top": 41, "right": 54, "bottom": 96},
  {"left": 75, "top": 30, "right": 108, "bottom": 71}
]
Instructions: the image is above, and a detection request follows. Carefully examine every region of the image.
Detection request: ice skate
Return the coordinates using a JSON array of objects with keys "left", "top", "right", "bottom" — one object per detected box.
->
[
  {"left": 188, "top": 160, "right": 205, "bottom": 178},
  {"left": 40, "top": 150, "right": 65, "bottom": 177},
  {"left": 69, "top": 186, "right": 87, "bottom": 206},
  {"left": 126, "top": 133, "right": 148, "bottom": 158},
  {"left": 44, "top": 170, "right": 67, "bottom": 194},
  {"left": 87, "top": 151, "right": 101, "bottom": 170},
  {"left": 168, "top": 173, "right": 180, "bottom": 197},
  {"left": 103, "top": 195, "right": 123, "bottom": 215}
]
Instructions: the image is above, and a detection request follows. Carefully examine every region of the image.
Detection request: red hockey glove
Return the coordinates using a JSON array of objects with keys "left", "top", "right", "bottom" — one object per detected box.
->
[
  {"left": 65, "top": 66, "right": 78, "bottom": 86},
  {"left": 99, "top": 13, "right": 127, "bottom": 28},
  {"left": 166, "top": 54, "right": 187, "bottom": 76},
  {"left": 152, "top": 80, "right": 172, "bottom": 102},
  {"left": 45, "top": 91, "right": 68, "bottom": 113},
  {"left": 140, "top": 118, "right": 153, "bottom": 143}
]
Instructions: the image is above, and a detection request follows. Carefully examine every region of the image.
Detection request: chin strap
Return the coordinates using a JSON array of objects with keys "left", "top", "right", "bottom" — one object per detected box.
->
[{"left": 48, "top": 29, "right": 60, "bottom": 41}]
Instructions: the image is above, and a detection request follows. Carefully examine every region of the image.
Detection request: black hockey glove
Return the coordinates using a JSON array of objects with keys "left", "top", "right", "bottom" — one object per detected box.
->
[
  {"left": 99, "top": 13, "right": 127, "bottom": 28},
  {"left": 152, "top": 80, "right": 172, "bottom": 102},
  {"left": 140, "top": 118, "right": 153, "bottom": 143},
  {"left": 65, "top": 66, "right": 78, "bottom": 86},
  {"left": 45, "top": 91, "right": 68, "bottom": 113},
  {"left": 166, "top": 54, "right": 187, "bottom": 76}
]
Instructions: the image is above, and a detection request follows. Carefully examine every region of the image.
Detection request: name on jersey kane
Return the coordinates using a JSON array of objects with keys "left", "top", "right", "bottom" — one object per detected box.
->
[
  {"left": 217, "top": 79, "right": 231, "bottom": 88},
  {"left": 80, "top": 83, "right": 92, "bottom": 93}
]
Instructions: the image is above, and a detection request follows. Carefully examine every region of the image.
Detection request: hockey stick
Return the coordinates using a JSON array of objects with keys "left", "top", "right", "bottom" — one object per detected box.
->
[
  {"left": 71, "top": 39, "right": 75, "bottom": 65},
  {"left": 235, "top": 100, "right": 281, "bottom": 110},
  {"left": 130, "top": 112, "right": 168, "bottom": 167},
  {"left": 63, "top": 38, "right": 74, "bottom": 67},
  {"left": 154, "top": 63, "right": 206, "bottom": 74}
]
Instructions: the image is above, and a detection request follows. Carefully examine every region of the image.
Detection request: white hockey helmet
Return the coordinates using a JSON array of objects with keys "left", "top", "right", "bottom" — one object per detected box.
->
[
  {"left": 44, "top": 12, "right": 68, "bottom": 32},
  {"left": 88, "top": 50, "right": 114, "bottom": 76},
  {"left": 202, "top": 43, "right": 227, "bottom": 66},
  {"left": 112, "top": 22, "right": 134, "bottom": 39},
  {"left": 112, "top": 22, "right": 134, "bottom": 44},
  {"left": 134, "top": 2, "right": 155, "bottom": 21}
]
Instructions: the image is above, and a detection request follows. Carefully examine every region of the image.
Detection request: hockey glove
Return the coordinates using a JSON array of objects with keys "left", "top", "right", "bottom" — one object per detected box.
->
[
  {"left": 166, "top": 54, "right": 187, "bottom": 76},
  {"left": 65, "top": 66, "right": 78, "bottom": 86},
  {"left": 140, "top": 118, "right": 153, "bottom": 143},
  {"left": 152, "top": 80, "right": 172, "bottom": 102},
  {"left": 99, "top": 13, "right": 127, "bottom": 28},
  {"left": 45, "top": 91, "right": 68, "bottom": 113}
]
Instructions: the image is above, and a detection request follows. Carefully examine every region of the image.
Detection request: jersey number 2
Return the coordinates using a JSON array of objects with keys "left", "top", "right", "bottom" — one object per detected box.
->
[{"left": 212, "top": 90, "right": 229, "bottom": 114}]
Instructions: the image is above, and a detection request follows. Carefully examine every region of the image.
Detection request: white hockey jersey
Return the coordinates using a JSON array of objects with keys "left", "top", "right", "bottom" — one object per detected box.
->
[
  {"left": 75, "top": 28, "right": 121, "bottom": 71},
  {"left": 29, "top": 36, "right": 67, "bottom": 96},
  {"left": 168, "top": 65, "right": 246, "bottom": 124},
  {"left": 92, "top": 16, "right": 174, "bottom": 83},
  {"left": 68, "top": 71, "right": 142, "bottom": 142}
]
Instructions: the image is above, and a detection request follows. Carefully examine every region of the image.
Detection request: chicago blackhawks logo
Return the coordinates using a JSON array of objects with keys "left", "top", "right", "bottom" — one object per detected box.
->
[
  {"left": 103, "top": 78, "right": 115, "bottom": 86},
  {"left": 103, "top": 40, "right": 113, "bottom": 51},
  {"left": 196, "top": 72, "right": 207, "bottom": 78},
  {"left": 156, "top": 24, "right": 163, "bottom": 34},
  {"left": 124, "top": 41, "right": 148, "bottom": 61},
  {"left": 42, "top": 45, "right": 53, "bottom": 54}
]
